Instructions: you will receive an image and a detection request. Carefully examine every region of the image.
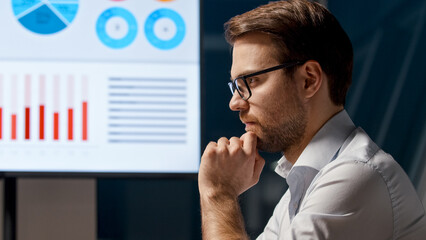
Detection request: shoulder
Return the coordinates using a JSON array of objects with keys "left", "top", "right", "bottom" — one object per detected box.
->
[
  {"left": 299, "top": 128, "right": 397, "bottom": 219},
  {"left": 305, "top": 155, "right": 393, "bottom": 211},
  {"left": 293, "top": 155, "right": 395, "bottom": 239},
  {"left": 294, "top": 144, "right": 395, "bottom": 239},
  {"left": 323, "top": 128, "right": 415, "bottom": 204},
  {"left": 307, "top": 128, "right": 393, "bottom": 202},
  {"left": 309, "top": 127, "right": 411, "bottom": 209},
  {"left": 302, "top": 128, "right": 426, "bottom": 238},
  {"left": 319, "top": 127, "right": 407, "bottom": 192}
]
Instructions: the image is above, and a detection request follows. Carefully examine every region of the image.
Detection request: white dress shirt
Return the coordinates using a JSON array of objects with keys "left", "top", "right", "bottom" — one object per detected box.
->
[{"left": 257, "top": 110, "right": 426, "bottom": 240}]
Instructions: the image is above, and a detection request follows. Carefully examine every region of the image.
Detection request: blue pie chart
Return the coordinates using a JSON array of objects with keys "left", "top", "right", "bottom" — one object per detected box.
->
[
  {"left": 96, "top": 7, "right": 138, "bottom": 49},
  {"left": 12, "top": 0, "right": 79, "bottom": 35},
  {"left": 145, "top": 8, "right": 186, "bottom": 50}
]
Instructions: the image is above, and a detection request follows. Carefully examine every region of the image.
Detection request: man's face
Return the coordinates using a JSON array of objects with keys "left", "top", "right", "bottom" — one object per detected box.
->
[{"left": 229, "top": 32, "right": 307, "bottom": 153}]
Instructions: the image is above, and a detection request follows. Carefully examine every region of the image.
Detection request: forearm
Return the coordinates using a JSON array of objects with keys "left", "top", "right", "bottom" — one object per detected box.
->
[
  {"left": 198, "top": 133, "right": 264, "bottom": 239},
  {"left": 200, "top": 191, "right": 249, "bottom": 240}
]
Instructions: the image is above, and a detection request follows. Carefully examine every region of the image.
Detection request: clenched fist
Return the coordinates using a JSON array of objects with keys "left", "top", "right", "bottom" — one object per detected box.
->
[{"left": 198, "top": 132, "right": 265, "bottom": 200}]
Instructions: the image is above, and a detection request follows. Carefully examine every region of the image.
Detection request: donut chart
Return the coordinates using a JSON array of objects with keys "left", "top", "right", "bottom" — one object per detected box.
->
[
  {"left": 96, "top": 7, "right": 138, "bottom": 49},
  {"left": 12, "top": 0, "right": 79, "bottom": 35},
  {"left": 144, "top": 8, "right": 186, "bottom": 50}
]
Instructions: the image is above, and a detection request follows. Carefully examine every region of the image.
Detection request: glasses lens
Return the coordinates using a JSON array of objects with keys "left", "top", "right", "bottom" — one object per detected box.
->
[
  {"left": 228, "top": 82, "right": 235, "bottom": 94},
  {"left": 235, "top": 78, "right": 249, "bottom": 99}
]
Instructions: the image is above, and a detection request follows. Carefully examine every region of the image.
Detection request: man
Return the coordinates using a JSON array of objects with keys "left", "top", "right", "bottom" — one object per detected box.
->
[{"left": 198, "top": 0, "right": 426, "bottom": 239}]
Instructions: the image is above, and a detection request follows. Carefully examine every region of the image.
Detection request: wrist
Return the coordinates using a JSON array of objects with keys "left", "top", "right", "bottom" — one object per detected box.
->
[{"left": 200, "top": 186, "right": 238, "bottom": 205}]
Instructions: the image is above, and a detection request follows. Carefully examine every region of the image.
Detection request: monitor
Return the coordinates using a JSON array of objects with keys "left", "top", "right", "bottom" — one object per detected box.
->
[{"left": 0, "top": 0, "right": 201, "bottom": 174}]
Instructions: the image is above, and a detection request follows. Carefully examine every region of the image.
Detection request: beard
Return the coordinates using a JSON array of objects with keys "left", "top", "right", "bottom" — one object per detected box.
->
[
  {"left": 243, "top": 98, "right": 307, "bottom": 153},
  {"left": 257, "top": 108, "right": 306, "bottom": 152}
]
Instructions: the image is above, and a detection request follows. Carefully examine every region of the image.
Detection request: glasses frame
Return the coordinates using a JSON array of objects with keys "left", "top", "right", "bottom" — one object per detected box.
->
[{"left": 228, "top": 61, "right": 304, "bottom": 100}]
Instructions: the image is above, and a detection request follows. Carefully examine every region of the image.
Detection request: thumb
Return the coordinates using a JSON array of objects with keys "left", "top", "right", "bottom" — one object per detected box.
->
[
  {"left": 252, "top": 151, "right": 265, "bottom": 181},
  {"left": 241, "top": 132, "right": 257, "bottom": 154}
]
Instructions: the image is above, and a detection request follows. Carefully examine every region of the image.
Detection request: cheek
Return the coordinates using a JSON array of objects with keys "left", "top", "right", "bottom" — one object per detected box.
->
[
  {"left": 256, "top": 99, "right": 285, "bottom": 127},
  {"left": 248, "top": 78, "right": 298, "bottom": 124},
  {"left": 260, "top": 93, "right": 300, "bottom": 126}
]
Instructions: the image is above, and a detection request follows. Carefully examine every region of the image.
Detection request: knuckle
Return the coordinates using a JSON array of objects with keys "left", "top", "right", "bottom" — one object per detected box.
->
[
  {"left": 201, "top": 150, "right": 214, "bottom": 160},
  {"left": 202, "top": 144, "right": 216, "bottom": 158},
  {"left": 216, "top": 146, "right": 228, "bottom": 155},
  {"left": 204, "top": 142, "right": 216, "bottom": 151}
]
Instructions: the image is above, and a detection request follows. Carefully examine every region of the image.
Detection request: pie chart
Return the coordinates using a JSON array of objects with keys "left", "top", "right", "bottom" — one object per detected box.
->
[
  {"left": 144, "top": 8, "right": 186, "bottom": 50},
  {"left": 12, "top": 0, "right": 79, "bottom": 35},
  {"left": 96, "top": 7, "right": 138, "bottom": 49}
]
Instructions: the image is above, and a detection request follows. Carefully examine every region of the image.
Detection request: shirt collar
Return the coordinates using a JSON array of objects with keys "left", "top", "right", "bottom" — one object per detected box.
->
[{"left": 275, "top": 110, "right": 356, "bottom": 178}]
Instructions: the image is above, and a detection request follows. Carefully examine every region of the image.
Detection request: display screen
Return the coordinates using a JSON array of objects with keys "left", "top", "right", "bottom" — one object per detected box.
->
[{"left": 0, "top": 0, "right": 200, "bottom": 174}]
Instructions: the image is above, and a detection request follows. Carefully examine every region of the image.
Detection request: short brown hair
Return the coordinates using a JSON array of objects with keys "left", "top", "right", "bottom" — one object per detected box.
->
[{"left": 224, "top": 0, "right": 353, "bottom": 106}]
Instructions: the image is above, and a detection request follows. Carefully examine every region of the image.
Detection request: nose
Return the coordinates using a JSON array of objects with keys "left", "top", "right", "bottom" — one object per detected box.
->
[{"left": 229, "top": 91, "right": 249, "bottom": 111}]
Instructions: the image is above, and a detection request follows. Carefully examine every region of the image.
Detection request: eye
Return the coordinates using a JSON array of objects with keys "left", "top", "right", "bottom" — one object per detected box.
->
[{"left": 246, "top": 77, "right": 258, "bottom": 86}]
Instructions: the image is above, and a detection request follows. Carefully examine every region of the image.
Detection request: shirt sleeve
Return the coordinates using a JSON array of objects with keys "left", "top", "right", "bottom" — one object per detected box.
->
[{"left": 283, "top": 160, "right": 393, "bottom": 240}]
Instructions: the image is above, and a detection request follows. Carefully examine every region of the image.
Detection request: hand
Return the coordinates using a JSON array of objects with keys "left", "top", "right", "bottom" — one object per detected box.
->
[{"left": 198, "top": 132, "right": 265, "bottom": 199}]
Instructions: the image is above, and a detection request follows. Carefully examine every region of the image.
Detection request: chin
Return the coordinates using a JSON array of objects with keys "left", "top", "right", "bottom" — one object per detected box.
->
[
  {"left": 256, "top": 138, "right": 275, "bottom": 153},
  {"left": 256, "top": 135, "right": 287, "bottom": 153}
]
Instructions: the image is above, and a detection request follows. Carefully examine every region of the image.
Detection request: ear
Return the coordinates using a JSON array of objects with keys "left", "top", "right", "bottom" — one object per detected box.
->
[{"left": 299, "top": 60, "right": 323, "bottom": 100}]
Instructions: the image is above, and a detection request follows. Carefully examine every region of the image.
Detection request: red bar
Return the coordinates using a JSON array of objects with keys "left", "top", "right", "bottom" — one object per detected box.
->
[
  {"left": 68, "top": 108, "right": 73, "bottom": 140},
  {"left": 0, "top": 108, "right": 2, "bottom": 139},
  {"left": 11, "top": 114, "right": 17, "bottom": 140},
  {"left": 83, "top": 101, "right": 87, "bottom": 141},
  {"left": 54, "top": 112, "right": 59, "bottom": 140},
  {"left": 39, "top": 105, "right": 44, "bottom": 140},
  {"left": 25, "top": 107, "right": 30, "bottom": 140}
]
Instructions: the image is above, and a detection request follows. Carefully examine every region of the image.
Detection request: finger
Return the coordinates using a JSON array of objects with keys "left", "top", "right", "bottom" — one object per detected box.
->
[
  {"left": 217, "top": 137, "right": 230, "bottom": 147},
  {"left": 201, "top": 141, "right": 218, "bottom": 159},
  {"left": 203, "top": 141, "right": 217, "bottom": 151},
  {"left": 241, "top": 132, "right": 257, "bottom": 154},
  {"left": 216, "top": 137, "right": 230, "bottom": 154},
  {"left": 206, "top": 141, "right": 217, "bottom": 148},
  {"left": 252, "top": 151, "right": 265, "bottom": 181},
  {"left": 229, "top": 137, "right": 243, "bottom": 148}
]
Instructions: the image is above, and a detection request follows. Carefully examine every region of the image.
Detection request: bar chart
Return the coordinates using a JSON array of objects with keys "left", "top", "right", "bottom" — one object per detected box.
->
[
  {"left": 0, "top": 74, "right": 89, "bottom": 143},
  {"left": 0, "top": 61, "right": 199, "bottom": 173}
]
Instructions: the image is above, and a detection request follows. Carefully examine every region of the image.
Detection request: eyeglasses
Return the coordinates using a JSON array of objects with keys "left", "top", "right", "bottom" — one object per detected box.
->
[{"left": 228, "top": 61, "right": 303, "bottom": 100}]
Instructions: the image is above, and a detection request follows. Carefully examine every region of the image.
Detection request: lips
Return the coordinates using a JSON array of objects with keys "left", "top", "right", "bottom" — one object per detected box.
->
[
  {"left": 241, "top": 118, "right": 257, "bottom": 130},
  {"left": 240, "top": 113, "right": 258, "bottom": 130},
  {"left": 244, "top": 122, "right": 256, "bottom": 131}
]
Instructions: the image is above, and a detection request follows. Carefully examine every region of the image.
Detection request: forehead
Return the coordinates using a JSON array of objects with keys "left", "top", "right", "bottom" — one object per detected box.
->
[{"left": 231, "top": 32, "right": 279, "bottom": 78}]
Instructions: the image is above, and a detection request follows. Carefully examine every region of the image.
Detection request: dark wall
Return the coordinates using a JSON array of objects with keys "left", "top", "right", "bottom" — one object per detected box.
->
[
  {"left": 330, "top": 0, "right": 426, "bottom": 181},
  {"left": 98, "top": 178, "right": 200, "bottom": 240},
  {"left": 98, "top": 1, "right": 426, "bottom": 239}
]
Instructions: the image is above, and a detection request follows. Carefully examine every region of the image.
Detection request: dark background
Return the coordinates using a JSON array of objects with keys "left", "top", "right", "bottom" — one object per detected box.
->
[{"left": 98, "top": 0, "right": 426, "bottom": 239}]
